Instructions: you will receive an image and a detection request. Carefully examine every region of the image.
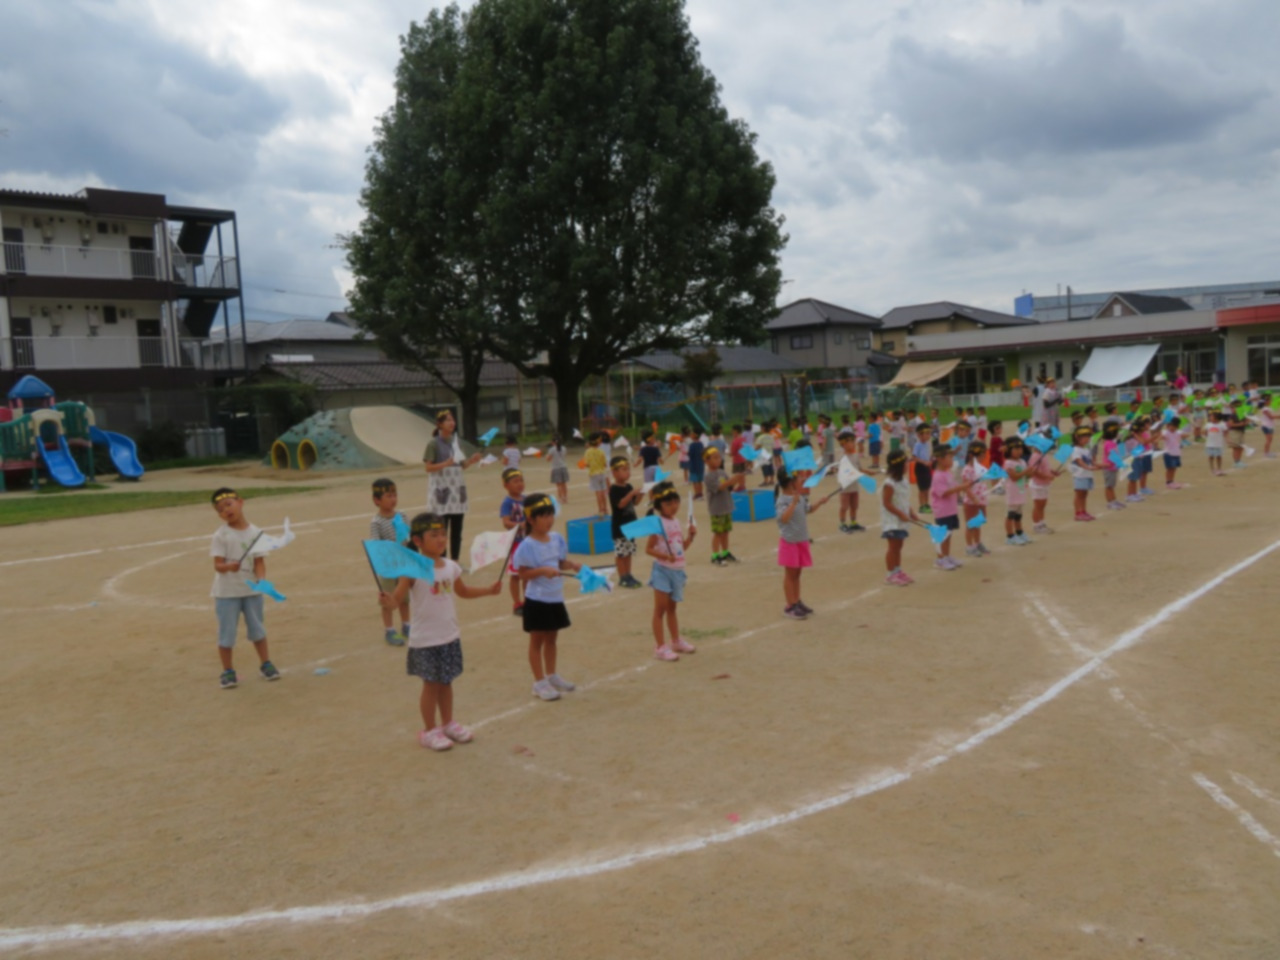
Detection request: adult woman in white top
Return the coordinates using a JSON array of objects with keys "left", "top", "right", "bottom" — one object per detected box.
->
[{"left": 422, "top": 410, "right": 482, "bottom": 560}]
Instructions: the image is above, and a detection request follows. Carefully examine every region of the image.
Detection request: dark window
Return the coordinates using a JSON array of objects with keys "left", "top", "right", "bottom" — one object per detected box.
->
[
  {"left": 883, "top": 340, "right": 896, "bottom": 353},
  {"left": 1054, "top": 361, "right": 1063, "bottom": 379},
  {"left": 789, "top": 334, "right": 813, "bottom": 350},
  {"left": 833, "top": 331, "right": 842, "bottom": 345},
  {"left": 856, "top": 336, "right": 870, "bottom": 349},
  {"left": 103, "top": 305, "right": 119, "bottom": 325},
  {"left": 1071, "top": 360, "right": 1080, "bottom": 378}
]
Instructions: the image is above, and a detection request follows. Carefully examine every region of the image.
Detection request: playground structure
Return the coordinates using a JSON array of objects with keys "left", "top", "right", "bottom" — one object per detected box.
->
[
  {"left": 268, "top": 406, "right": 433, "bottom": 471},
  {"left": 0, "top": 375, "right": 145, "bottom": 491}
]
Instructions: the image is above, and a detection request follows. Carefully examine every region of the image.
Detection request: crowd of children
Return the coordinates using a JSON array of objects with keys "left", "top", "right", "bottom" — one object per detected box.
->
[{"left": 206, "top": 384, "right": 1275, "bottom": 753}]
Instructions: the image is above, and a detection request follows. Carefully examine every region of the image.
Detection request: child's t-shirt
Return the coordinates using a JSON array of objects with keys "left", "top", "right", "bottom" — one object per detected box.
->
[
  {"left": 369, "top": 511, "right": 404, "bottom": 542},
  {"left": 408, "top": 559, "right": 463, "bottom": 648},
  {"left": 868, "top": 422, "right": 882, "bottom": 444},
  {"left": 584, "top": 447, "right": 608, "bottom": 476},
  {"left": 1069, "top": 445, "right": 1093, "bottom": 479},
  {"left": 960, "top": 462, "right": 989, "bottom": 506},
  {"left": 500, "top": 495, "right": 526, "bottom": 542},
  {"left": 929, "top": 470, "right": 960, "bottom": 517},
  {"left": 704, "top": 468, "right": 733, "bottom": 516},
  {"left": 513, "top": 533, "right": 568, "bottom": 603},
  {"left": 709, "top": 436, "right": 729, "bottom": 459},
  {"left": 639, "top": 443, "right": 662, "bottom": 468},
  {"left": 652, "top": 516, "right": 686, "bottom": 570},
  {"left": 911, "top": 439, "right": 932, "bottom": 465},
  {"left": 1162, "top": 429, "right": 1182, "bottom": 457},
  {"left": 1005, "top": 459, "right": 1028, "bottom": 507},
  {"left": 853, "top": 421, "right": 867, "bottom": 439},
  {"left": 989, "top": 436, "right": 1005, "bottom": 466},
  {"left": 687, "top": 439, "right": 706, "bottom": 472},
  {"left": 546, "top": 445, "right": 568, "bottom": 470},
  {"left": 775, "top": 493, "right": 810, "bottom": 543},
  {"left": 609, "top": 483, "right": 637, "bottom": 540},
  {"left": 1204, "top": 422, "right": 1226, "bottom": 449},
  {"left": 880, "top": 478, "right": 910, "bottom": 532},
  {"left": 209, "top": 523, "right": 262, "bottom": 599},
  {"left": 503, "top": 447, "right": 521, "bottom": 469},
  {"left": 729, "top": 434, "right": 747, "bottom": 467}
]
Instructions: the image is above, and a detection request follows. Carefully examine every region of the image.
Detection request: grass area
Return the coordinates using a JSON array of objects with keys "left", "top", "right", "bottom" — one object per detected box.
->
[
  {"left": 144, "top": 455, "right": 249, "bottom": 471},
  {"left": 0, "top": 486, "right": 319, "bottom": 527}
]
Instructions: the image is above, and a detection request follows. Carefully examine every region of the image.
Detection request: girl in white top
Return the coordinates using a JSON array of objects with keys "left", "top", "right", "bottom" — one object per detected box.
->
[
  {"left": 1204, "top": 411, "right": 1227, "bottom": 476},
  {"left": 381, "top": 513, "right": 501, "bottom": 752},
  {"left": 879, "top": 450, "right": 918, "bottom": 586}
]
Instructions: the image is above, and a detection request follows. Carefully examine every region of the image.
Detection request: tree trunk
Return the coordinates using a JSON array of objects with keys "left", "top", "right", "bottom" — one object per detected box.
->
[{"left": 555, "top": 382, "right": 582, "bottom": 438}]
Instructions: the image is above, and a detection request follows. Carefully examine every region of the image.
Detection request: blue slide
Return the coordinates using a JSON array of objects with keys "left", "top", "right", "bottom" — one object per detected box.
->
[
  {"left": 37, "top": 435, "right": 87, "bottom": 488},
  {"left": 89, "top": 426, "right": 145, "bottom": 479}
]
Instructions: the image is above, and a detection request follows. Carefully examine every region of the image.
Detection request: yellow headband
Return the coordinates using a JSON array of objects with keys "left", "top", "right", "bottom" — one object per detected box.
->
[
  {"left": 652, "top": 487, "right": 679, "bottom": 503},
  {"left": 410, "top": 516, "right": 446, "bottom": 534},
  {"left": 212, "top": 490, "right": 239, "bottom": 504},
  {"left": 526, "top": 495, "right": 554, "bottom": 514}
]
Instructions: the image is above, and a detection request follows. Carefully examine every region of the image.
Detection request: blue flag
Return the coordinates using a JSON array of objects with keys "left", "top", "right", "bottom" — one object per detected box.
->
[
  {"left": 577, "top": 566, "right": 613, "bottom": 594},
  {"left": 1027, "top": 435, "right": 1053, "bottom": 454},
  {"left": 363, "top": 540, "right": 436, "bottom": 583},
  {"left": 1048, "top": 426, "right": 1061, "bottom": 440},
  {"left": 620, "top": 515, "right": 665, "bottom": 540},
  {"left": 967, "top": 511, "right": 987, "bottom": 529},
  {"left": 1109, "top": 449, "right": 1128, "bottom": 470},
  {"left": 392, "top": 513, "right": 411, "bottom": 544},
  {"left": 803, "top": 464, "right": 831, "bottom": 488},
  {"left": 927, "top": 523, "right": 951, "bottom": 544},
  {"left": 1053, "top": 444, "right": 1073, "bottom": 464},
  {"left": 654, "top": 467, "right": 671, "bottom": 483},
  {"left": 982, "top": 463, "right": 1008, "bottom": 481},
  {"left": 246, "top": 579, "right": 287, "bottom": 602},
  {"left": 948, "top": 435, "right": 962, "bottom": 449},
  {"left": 783, "top": 447, "right": 817, "bottom": 472},
  {"left": 857, "top": 475, "right": 877, "bottom": 494},
  {"left": 478, "top": 427, "right": 500, "bottom": 447}
]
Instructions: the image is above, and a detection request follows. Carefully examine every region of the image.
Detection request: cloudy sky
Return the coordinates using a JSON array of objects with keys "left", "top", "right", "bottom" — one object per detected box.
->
[{"left": 2, "top": 0, "right": 1277, "bottom": 322}]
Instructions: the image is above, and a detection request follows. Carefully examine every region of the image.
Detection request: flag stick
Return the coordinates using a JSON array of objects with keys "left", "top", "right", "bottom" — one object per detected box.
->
[
  {"left": 494, "top": 529, "right": 521, "bottom": 586},
  {"left": 361, "top": 541, "right": 387, "bottom": 593},
  {"left": 235, "top": 531, "right": 264, "bottom": 567}
]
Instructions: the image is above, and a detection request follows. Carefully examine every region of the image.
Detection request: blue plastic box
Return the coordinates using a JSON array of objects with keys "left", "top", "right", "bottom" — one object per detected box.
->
[
  {"left": 566, "top": 516, "right": 614, "bottom": 555},
  {"left": 731, "top": 489, "right": 776, "bottom": 523}
]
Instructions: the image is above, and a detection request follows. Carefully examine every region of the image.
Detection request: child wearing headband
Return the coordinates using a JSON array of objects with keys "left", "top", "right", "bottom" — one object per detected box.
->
[
  {"left": 369, "top": 478, "right": 410, "bottom": 645},
  {"left": 880, "top": 449, "right": 919, "bottom": 585},
  {"left": 1002, "top": 437, "right": 1032, "bottom": 544},
  {"left": 513, "top": 493, "right": 582, "bottom": 701},
  {"left": 209, "top": 488, "right": 280, "bottom": 689},
  {"left": 960, "top": 440, "right": 990, "bottom": 557},
  {"left": 776, "top": 468, "right": 834, "bottom": 618},
  {"left": 645, "top": 481, "right": 697, "bottom": 660},
  {"left": 1069, "top": 427, "right": 1101, "bottom": 521},
  {"left": 380, "top": 513, "right": 502, "bottom": 751},
  {"left": 499, "top": 468, "right": 528, "bottom": 615},
  {"left": 546, "top": 433, "right": 570, "bottom": 504},
  {"left": 609, "top": 455, "right": 644, "bottom": 589}
]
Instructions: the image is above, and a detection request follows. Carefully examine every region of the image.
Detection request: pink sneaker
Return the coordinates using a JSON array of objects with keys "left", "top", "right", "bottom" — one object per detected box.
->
[
  {"left": 896, "top": 571, "right": 915, "bottom": 585},
  {"left": 1166, "top": 482, "right": 1184, "bottom": 490},
  {"left": 442, "top": 721, "right": 473, "bottom": 744},
  {"left": 419, "top": 728, "right": 453, "bottom": 751},
  {"left": 671, "top": 637, "right": 696, "bottom": 654},
  {"left": 886, "top": 571, "right": 913, "bottom": 586},
  {"left": 653, "top": 644, "right": 679, "bottom": 661}
]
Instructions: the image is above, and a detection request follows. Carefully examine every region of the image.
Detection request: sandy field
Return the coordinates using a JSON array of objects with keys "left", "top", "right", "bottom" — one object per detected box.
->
[{"left": 1, "top": 445, "right": 1278, "bottom": 959}]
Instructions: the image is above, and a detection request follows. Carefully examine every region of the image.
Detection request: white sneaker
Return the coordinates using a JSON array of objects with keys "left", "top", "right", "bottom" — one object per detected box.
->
[
  {"left": 547, "top": 673, "right": 576, "bottom": 692},
  {"left": 532, "top": 678, "right": 561, "bottom": 701}
]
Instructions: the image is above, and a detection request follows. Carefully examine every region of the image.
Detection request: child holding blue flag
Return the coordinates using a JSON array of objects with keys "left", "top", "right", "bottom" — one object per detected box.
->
[
  {"left": 960, "top": 441, "right": 991, "bottom": 556},
  {"left": 369, "top": 478, "right": 410, "bottom": 645},
  {"left": 702, "top": 447, "right": 737, "bottom": 564},
  {"left": 776, "top": 468, "right": 834, "bottom": 619},
  {"left": 645, "top": 482, "right": 698, "bottom": 660},
  {"left": 380, "top": 513, "right": 502, "bottom": 752},
  {"left": 499, "top": 468, "right": 528, "bottom": 615},
  {"left": 1069, "top": 427, "right": 1102, "bottom": 521},
  {"left": 209, "top": 488, "right": 280, "bottom": 689},
  {"left": 880, "top": 450, "right": 919, "bottom": 585},
  {"left": 514, "top": 493, "right": 582, "bottom": 701},
  {"left": 1002, "top": 437, "right": 1033, "bottom": 543}
]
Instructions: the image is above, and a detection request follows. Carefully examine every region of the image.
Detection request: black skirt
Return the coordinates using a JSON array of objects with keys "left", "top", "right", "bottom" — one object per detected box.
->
[{"left": 522, "top": 599, "right": 571, "bottom": 634}]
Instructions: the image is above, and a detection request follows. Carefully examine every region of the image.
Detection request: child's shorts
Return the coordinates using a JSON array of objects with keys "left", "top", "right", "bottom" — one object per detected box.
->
[
  {"left": 1073, "top": 477, "right": 1094, "bottom": 491},
  {"left": 1205, "top": 444, "right": 1224, "bottom": 457},
  {"left": 550, "top": 467, "right": 570, "bottom": 485},
  {"left": 1006, "top": 509, "right": 1023, "bottom": 521},
  {"left": 643, "top": 466, "right": 658, "bottom": 483},
  {"left": 936, "top": 514, "right": 960, "bottom": 530},
  {"left": 215, "top": 595, "right": 266, "bottom": 649},
  {"left": 406, "top": 639, "right": 463, "bottom": 684},
  {"left": 777, "top": 539, "right": 813, "bottom": 568},
  {"left": 377, "top": 575, "right": 399, "bottom": 594},
  {"left": 1264, "top": 427, "right": 1275, "bottom": 436},
  {"left": 915, "top": 465, "right": 933, "bottom": 491},
  {"left": 1226, "top": 429, "right": 1245, "bottom": 447},
  {"left": 522, "top": 599, "right": 571, "bottom": 633},
  {"left": 710, "top": 514, "right": 733, "bottom": 535},
  {"left": 1103, "top": 469, "right": 1118, "bottom": 489},
  {"left": 689, "top": 468, "right": 705, "bottom": 484},
  {"left": 732, "top": 461, "right": 748, "bottom": 475},
  {"left": 761, "top": 462, "right": 775, "bottom": 479},
  {"left": 1029, "top": 481, "right": 1050, "bottom": 501},
  {"left": 614, "top": 537, "right": 636, "bottom": 557},
  {"left": 589, "top": 473, "right": 609, "bottom": 492},
  {"left": 881, "top": 529, "right": 908, "bottom": 540},
  {"left": 869, "top": 441, "right": 883, "bottom": 457},
  {"left": 649, "top": 564, "right": 687, "bottom": 602},
  {"left": 1163, "top": 454, "right": 1181, "bottom": 470}
]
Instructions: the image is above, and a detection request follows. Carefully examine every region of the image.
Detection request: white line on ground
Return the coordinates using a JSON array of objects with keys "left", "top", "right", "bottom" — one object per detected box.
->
[
  {"left": 1192, "top": 773, "right": 1280, "bottom": 859},
  {"left": 1230, "top": 771, "right": 1280, "bottom": 814},
  {"left": 2, "top": 537, "right": 1273, "bottom": 952}
]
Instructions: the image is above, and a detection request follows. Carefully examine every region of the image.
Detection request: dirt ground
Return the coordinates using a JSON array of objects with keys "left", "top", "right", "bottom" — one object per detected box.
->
[{"left": 1, "top": 448, "right": 1278, "bottom": 959}]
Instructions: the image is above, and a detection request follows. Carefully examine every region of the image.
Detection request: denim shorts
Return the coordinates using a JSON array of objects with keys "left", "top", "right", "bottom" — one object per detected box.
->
[
  {"left": 649, "top": 564, "right": 687, "bottom": 602},
  {"left": 1073, "top": 477, "right": 1094, "bottom": 491},
  {"left": 215, "top": 595, "right": 266, "bottom": 649},
  {"left": 869, "top": 441, "right": 883, "bottom": 456},
  {"left": 1163, "top": 454, "right": 1182, "bottom": 470}
]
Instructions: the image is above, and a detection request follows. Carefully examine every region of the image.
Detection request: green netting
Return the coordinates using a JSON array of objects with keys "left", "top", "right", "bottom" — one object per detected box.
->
[{"left": 266, "top": 409, "right": 398, "bottom": 471}]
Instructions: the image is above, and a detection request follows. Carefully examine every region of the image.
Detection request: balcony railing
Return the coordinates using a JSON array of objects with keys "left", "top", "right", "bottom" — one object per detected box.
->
[
  {"left": 0, "top": 336, "right": 210, "bottom": 371},
  {"left": 1, "top": 242, "right": 238, "bottom": 289}
]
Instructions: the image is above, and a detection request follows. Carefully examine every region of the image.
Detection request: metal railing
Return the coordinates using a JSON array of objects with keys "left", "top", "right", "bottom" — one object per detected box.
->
[
  {"left": 1, "top": 242, "right": 238, "bottom": 289},
  {"left": 0, "top": 336, "right": 209, "bottom": 370}
]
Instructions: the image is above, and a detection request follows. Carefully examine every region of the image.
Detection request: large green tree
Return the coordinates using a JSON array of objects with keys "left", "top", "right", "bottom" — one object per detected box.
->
[{"left": 349, "top": 0, "right": 786, "bottom": 434}]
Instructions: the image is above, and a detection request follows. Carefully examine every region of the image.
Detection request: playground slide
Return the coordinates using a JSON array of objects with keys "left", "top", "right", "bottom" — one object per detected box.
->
[
  {"left": 89, "top": 426, "right": 145, "bottom": 479},
  {"left": 675, "top": 403, "right": 709, "bottom": 434},
  {"left": 38, "top": 435, "right": 86, "bottom": 488}
]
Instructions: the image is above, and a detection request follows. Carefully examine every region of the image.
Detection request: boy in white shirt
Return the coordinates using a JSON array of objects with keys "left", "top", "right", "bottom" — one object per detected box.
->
[{"left": 209, "top": 488, "right": 280, "bottom": 689}]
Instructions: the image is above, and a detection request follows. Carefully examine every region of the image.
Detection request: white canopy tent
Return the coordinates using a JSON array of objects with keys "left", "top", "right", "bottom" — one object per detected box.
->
[{"left": 1075, "top": 344, "right": 1159, "bottom": 388}]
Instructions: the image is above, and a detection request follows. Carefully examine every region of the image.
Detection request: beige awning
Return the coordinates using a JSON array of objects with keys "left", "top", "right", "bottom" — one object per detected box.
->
[{"left": 884, "top": 358, "right": 961, "bottom": 388}]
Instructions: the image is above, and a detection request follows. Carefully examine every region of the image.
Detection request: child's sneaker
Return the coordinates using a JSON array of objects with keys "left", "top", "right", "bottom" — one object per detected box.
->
[
  {"left": 260, "top": 661, "right": 280, "bottom": 681},
  {"left": 894, "top": 570, "right": 915, "bottom": 585},
  {"left": 1125, "top": 494, "right": 1143, "bottom": 503},
  {"left": 1107, "top": 500, "right": 1124, "bottom": 510},
  {"left": 653, "top": 644, "right": 680, "bottom": 661},
  {"left": 1016, "top": 533, "right": 1033, "bottom": 544},
  {"left": 710, "top": 555, "right": 725, "bottom": 566},
  {"left": 1140, "top": 487, "right": 1156, "bottom": 495},
  {"left": 401, "top": 624, "right": 410, "bottom": 639},
  {"left": 385, "top": 627, "right": 405, "bottom": 646},
  {"left": 419, "top": 727, "right": 453, "bottom": 751},
  {"left": 946, "top": 556, "right": 964, "bottom": 568},
  {"left": 723, "top": 552, "right": 740, "bottom": 563},
  {"left": 977, "top": 543, "right": 991, "bottom": 555},
  {"left": 621, "top": 575, "right": 643, "bottom": 589},
  {"left": 671, "top": 637, "right": 696, "bottom": 654},
  {"left": 783, "top": 604, "right": 808, "bottom": 620},
  {"left": 918, "top": 505, "right": 932, "bottom": 515},
  {"left": 965, "top": 546, "right": 981, "bottom": 557},
  {"left": 512, "top": 603, "right": 524, "bottom": 616},
  {"left": 1006, "top": 535, "right": 1021, "bottom": 546},
  {"left": 532, "top": 678, "right": 560, "bottom": 700},
  {"left": 1033, "top": 522, "right": 1053, "bottom": 534},
  {"left": 935, "top": 558, "right": 954, "bottom": 571},
  {"left": 1166, "top": 482, "right": 1184, "bottom": 490},
  {"left": 442, "top": 721, "right": 474, "bottom": 743},
  {"left": 796, "top": 601, "right": 815, "bottom": 616},
  {"left": 547, "top": 673, "right": 576, "bottom": 691},
  {"left": 849, "top": 523, "right": 867, "bottom": 532},
  {"left": 219, "top": 669, "right": 238, "bottom": 689}
]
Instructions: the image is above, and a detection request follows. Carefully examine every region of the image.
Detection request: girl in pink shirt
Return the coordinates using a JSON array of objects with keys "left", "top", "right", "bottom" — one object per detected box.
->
[
  {"left": 1162, "top": 417, "right": 1185, "bottom": 488},
  {"left": 1002, "top": 437, "right": 1031, "bottom": 544},
  {"left": 960, "top": 442, "right": 991, "bottom": 557},
  {"left": 928, "top": 447, "right": 974, "bottom": 571}
]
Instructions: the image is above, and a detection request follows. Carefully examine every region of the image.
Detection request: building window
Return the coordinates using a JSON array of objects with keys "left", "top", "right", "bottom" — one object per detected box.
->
[
  {"left": 833, "top": 331, "right": 843, "bottom": 345},
  {"left": 789, "top": 334, "right": 813, "bottom": 350},
  {"left": 1071, "top": 360, "right": 1080, "bottom": 378},
  {"left": 1024, "top": 364, "right": 1032, "bottom": 384},
  {"left": 856, "top": 336, "right": 870, "bottom": 349},
  {"left": 476, "top": 396, "right": 510, "bottom": 418},
  {"left": 882, "top": 340, "right": 896, "bottom": 353},
  {"left": 1054, "top": 361, "right": 1063, "bottom": 379},
  {"left": 1038, "top": 362, "right": 1047, "bottom": 378}
]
